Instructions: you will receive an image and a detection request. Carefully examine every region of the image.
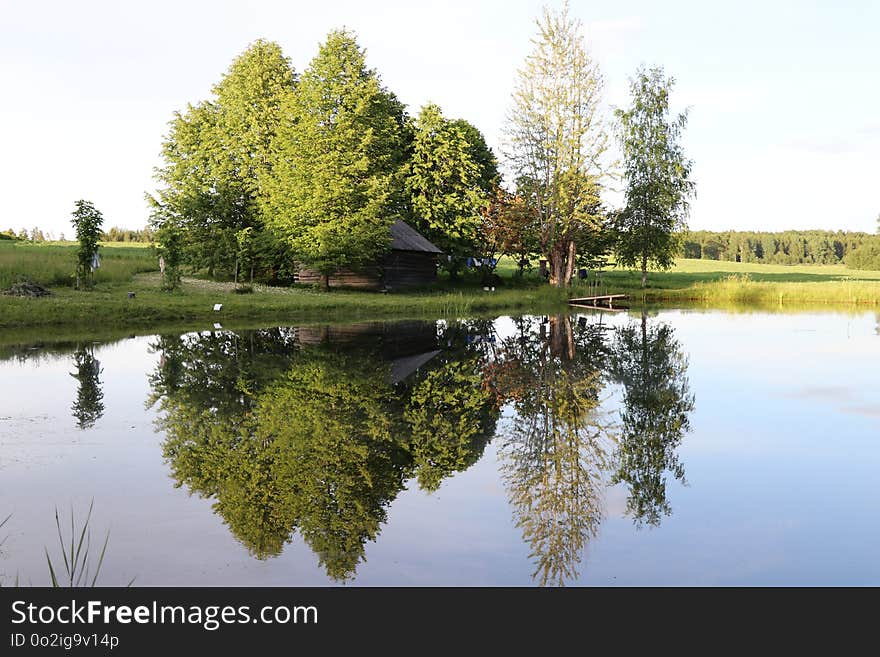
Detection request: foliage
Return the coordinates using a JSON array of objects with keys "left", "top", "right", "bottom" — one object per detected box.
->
[
  {"left": 71, "top": 200, "right": 105, "bottom": 290},
  {"left": 614, "top": 66, "right": 695, "bottom": 288},
  {"left": 504, "top": 4, "right": 610, "bottom": 287},
  {"left": 147, "top": 322, "right": 510, "bottom": 580},
  {"left": 258, "top": 351, "right": 410, "bottom": 580},
  {"left": 845, "top": 236, "right": 880, "bottom": 271},
  {"left": 684, "top": 229, "right": 875, "bottom": 266},
  {"left": 150, "top": 40, "right": 296, "bottom": 280},
  {"left": 101, "top": 226, "right": 155, "bottom": 243},
  {"left": 263, "top": 30, "right": 409, "bottom": 285},
  {"left": 494, "top": 315, "right": 614, "bottom": 585},
  {"left": 154, "top": 221, "right": 184, "bottom": 290},
  {"left": 407, "top": 104, "right": 498, "bottom": 274}
]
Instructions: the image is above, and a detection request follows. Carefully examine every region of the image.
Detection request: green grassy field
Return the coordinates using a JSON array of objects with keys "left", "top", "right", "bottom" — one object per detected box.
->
[
  {"left": 590, "top": 259, "right": 880, "bottom": 307},
  {"left": 2, "top": 241, "right": 880, "bottom": 329},
  {"left": 0, "top": 241, "right": 155, "bottom": 289}
]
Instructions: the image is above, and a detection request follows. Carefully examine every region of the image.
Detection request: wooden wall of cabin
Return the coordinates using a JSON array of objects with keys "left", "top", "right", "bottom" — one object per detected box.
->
[
  {"left": 295, "top": 251, "right": 437, "bottom": 290},
  {"left": 382, "top": 251, "right": 437, "bottom": 289}
]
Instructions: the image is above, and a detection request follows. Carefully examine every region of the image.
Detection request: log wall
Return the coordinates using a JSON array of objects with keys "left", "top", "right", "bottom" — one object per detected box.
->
[{"left": 294, "top": 250, "right": 437, "bottom": 290}]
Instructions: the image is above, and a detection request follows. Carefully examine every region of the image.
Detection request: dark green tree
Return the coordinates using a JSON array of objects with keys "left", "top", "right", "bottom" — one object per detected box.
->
[
  {"left": 406, "top": 104, "right": 498, "bottom": 275},
  {"left": 70, "top": 200, "right": 104, "bottom": 290},
  {"left": 614, "top": 66, "right": 695, "bottom": 288},
  {"left": 263, "top": 30, "right": 410, "bottom": 288}
]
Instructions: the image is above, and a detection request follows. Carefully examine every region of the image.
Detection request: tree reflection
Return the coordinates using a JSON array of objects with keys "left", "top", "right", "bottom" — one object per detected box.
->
[
  {"left": 495, "top": 315, "right": 615, "bottom": 586},
  {"left": 149, "top": 323, "right": 500, "bottom": 581},
  {"left": 609, "top": 311, "right": 694, "bottom": 527},
  {"left": 405, "top": 357, "right": 499, "bottom": 492},
  {"left": 149, "top": 314, "right": 695, "bottom": 585},
  {"left": 70, "top": 346, "right": 104, "bottom": 429}
]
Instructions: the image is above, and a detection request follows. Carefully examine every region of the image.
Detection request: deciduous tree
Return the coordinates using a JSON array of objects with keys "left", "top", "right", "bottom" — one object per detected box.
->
[
  {"left": 504, "top": 4, "right": 610, "bottom": 287},
  {"left": 614, "top": 66, "right": 695, "bottom": 288},
  {"left": 71, "top": 199, "right": 104, "bottom": 290},
  {"left": 263, "top": 30, "right": 409, "bottom": 288},
  {"left": 407, "top": 104, "right": 498, "bottom": 276},
  {"left": 150, "top": 40, "right": 296, "bottom": 279}
]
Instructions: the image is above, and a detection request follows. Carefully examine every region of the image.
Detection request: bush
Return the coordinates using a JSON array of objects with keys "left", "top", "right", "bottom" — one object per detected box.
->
[{"left": 845, "top": 238, "right": 880, "bottom": 271}]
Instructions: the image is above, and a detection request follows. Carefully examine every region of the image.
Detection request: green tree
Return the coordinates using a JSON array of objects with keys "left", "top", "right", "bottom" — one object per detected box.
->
[
  {"left": 504, "top": 4, "right": 610, "bottom": 287},
  {"left": 153, "top": 221, "right": 184, "bottom": 290},
  {"left": 150, "top": 40, "right": 296, "bottom": 279},
  {"left": 263, "top": 30, "right": 410, "bottom": 288},
  {"left": 70, "top": 200, "right": 104, "bottom": 290},
  {"left": 407, "top": 104, "right": 498, "bottom": 274},
  {"left": 614, "top": 66, "right": 695, "bottom": 288}
]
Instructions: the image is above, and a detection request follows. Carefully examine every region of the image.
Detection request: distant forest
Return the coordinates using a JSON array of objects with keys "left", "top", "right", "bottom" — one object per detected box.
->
[
  {"left": 0, "top": 226, "right": 154, "bottom": 243},
  {"left": 683, "top": 230, "right": 880, "bottom": 270}
]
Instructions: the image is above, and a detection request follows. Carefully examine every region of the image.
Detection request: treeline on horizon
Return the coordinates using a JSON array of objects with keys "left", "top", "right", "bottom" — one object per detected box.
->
[
  {"left": 683, "top": 229, "right": 880, "bottom": 270},
  {"left": 0, "top": 226, "right": 154, "bottom": 243}
]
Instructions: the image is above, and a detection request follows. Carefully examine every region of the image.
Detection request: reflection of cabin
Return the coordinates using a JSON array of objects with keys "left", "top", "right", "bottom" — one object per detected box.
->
[
  {"left": 294, "top": 220, "right": 443, "bottom": 290},
  {"left": 295, "top": 321, "right": 442, "bottom": 383}
]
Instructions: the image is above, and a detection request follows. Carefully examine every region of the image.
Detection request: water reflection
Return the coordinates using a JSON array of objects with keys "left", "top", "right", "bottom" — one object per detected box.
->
[
  {"left": 70, "top": 346, "right": 105, "bottom": 430},
  {"left": 147, "top": 322, "right": 499, "bottom": 579},
  {"left": 144, "top": 314, "right": 694, "bottom": 584},
  {"left": 493, "top": 315, "right": 614, "bottom": 586},
  {"left": 609, "top": 312, "right": 694, "bottom": 526}
]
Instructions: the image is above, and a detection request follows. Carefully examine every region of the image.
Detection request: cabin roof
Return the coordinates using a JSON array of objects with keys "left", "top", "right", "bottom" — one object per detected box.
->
[{"left": 390, "top": 219, "right": 443, "bottom": 254}]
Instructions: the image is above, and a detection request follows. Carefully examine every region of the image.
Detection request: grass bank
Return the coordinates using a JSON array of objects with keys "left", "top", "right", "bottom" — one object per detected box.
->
[
  {"left": 0, "top": 272, "right": 571, "bottom": 330},
  {"left": 3, "top": 241, "right": 880, "bottom": 330}
]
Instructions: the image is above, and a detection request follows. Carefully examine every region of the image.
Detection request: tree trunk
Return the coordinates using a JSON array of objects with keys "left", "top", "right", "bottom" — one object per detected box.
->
[
  {"left": 641, "top": 252, "right": 648, "bottom": 289},
  {"left": 563, "top": 240, "right": 576, "bottom": 287},
  {"left": 322, "top": 273, "right": 330, "bottom": 291}
]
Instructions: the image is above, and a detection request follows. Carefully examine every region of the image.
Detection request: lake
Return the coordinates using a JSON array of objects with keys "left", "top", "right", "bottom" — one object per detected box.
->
[{"left": 1, "top": 309, "right": 879, "bottom": 586}]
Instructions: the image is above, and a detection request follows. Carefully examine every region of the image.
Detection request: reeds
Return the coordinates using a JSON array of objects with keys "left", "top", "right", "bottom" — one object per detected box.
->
[
  {"left": 654, "top": 274, "right": 880, "bottom": 307},
  {"left": 45, "top": 500, "right": 110, "bottom": 587}
]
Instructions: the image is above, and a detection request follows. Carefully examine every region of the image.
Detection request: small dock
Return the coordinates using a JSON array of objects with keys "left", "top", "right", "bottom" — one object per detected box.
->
[{"left": 568, "top": 293, "right": 628, "bottom": 311}]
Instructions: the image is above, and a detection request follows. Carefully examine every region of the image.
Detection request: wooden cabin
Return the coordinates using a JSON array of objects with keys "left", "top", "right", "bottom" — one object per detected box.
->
[{"left": 294, "top": 219, "right": 443, "bottom": 289}]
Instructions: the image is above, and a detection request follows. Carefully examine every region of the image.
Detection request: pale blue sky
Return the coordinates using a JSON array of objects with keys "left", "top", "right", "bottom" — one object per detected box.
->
[{"left": 1, "top": 0, "right": 877, "bottom": 236}]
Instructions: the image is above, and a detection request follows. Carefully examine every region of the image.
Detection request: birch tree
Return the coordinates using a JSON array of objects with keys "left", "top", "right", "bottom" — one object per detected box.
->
[
  {"left": 504, "top": 4, "right": 609, "bottom": 287},
  {"left": 614, "top": 66, "right": 695, "bottom": 288}
]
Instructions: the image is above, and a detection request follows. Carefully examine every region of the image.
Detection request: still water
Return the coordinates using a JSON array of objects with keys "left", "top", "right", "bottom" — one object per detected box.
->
[{"left": 1, "top": 309, "right": 879, "bottom": 586}]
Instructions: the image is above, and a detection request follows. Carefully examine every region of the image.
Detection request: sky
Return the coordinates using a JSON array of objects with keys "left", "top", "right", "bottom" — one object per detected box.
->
[{"left": 1, "top": 0, "right": 877, "bottom": 237}]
